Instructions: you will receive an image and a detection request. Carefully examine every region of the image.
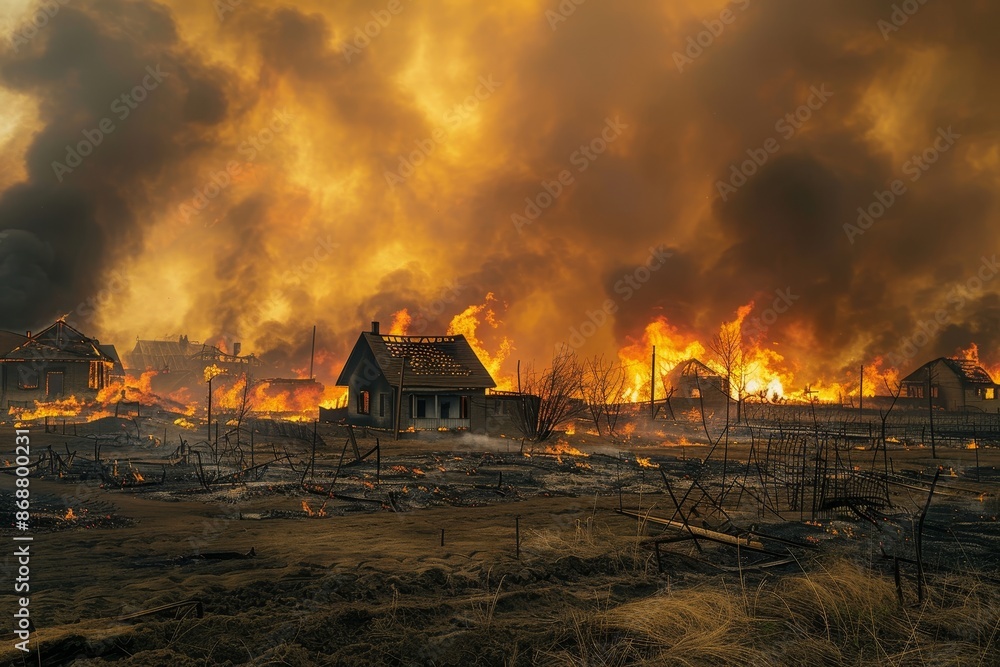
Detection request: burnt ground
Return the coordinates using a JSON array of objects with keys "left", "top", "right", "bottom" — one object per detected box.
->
[{"left": 1, "top": 413, "right": 999, "bottom": 666}]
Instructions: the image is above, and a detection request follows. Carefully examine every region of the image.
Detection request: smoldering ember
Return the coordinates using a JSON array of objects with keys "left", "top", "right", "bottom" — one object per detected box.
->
[{"left": 1, "top": 3, "right": 999, "bottom": 667}]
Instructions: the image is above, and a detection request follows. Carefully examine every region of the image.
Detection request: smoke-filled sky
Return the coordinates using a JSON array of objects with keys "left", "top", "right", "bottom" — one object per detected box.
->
[{"left": 1, "top": 0, "right": 998, "bottom": 390}]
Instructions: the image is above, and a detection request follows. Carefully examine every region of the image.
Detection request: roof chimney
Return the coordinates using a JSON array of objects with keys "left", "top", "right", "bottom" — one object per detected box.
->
[
  {"left": 371, "top": 321, "right": 380, "bottom": 335},
  {"left": 25, "top": 331, "right": 31, "bottom": 339},
  {"left": 233, "top": 342, "right": 242, "bottom": 357}
]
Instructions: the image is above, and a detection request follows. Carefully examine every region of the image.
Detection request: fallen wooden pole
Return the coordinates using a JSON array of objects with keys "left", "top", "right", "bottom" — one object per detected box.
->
[{"left": 615, "top": 508, "right": 768, "bottom": 551}]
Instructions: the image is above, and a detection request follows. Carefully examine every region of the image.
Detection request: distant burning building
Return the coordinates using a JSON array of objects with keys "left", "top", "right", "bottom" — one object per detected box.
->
[
  {"left": 336, "top": 321, "right": 497, "bottom": 432},
  {"left": 0, "top": 321, "right": 119, "bottom": 408},
  {"left": 126, "top": 335, "right": 260, "bottom": 392},
  {"left": 901, "top": 357, "right": 1000, "bottom": 412},
  {"left": 664, "top": 358, "right": 727, "bottom": 400}
]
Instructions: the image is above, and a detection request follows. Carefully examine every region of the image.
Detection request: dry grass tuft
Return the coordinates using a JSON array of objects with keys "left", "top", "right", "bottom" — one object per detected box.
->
[
  {"left": 598, "top": 587, "right": 763, "bottom": 666},
  {"left": 538, "top": 559, "right": 1000, "bottom": 667}
]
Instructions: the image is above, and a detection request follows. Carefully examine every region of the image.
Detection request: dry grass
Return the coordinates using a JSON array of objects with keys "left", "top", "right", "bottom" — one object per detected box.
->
[{"left": 539, "top": 559, "right": 1000, "bottom": 667}]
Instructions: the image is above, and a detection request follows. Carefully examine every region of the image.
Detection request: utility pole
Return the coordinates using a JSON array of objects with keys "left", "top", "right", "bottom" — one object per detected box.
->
[
  {"left": 859, "top": 364, "right": 864, "bottom": 414},
  {"left": 207, "top": 375, "right": 213, "bottom": 447},
  {"left": 394, "top": 356, "right": 406, "bottom": 441},
  {"left": 650, "top": 346, "right": 656, "bottom": 420},
  {"left": 308, "top": 325, "right": 317, "bottom": 380}
]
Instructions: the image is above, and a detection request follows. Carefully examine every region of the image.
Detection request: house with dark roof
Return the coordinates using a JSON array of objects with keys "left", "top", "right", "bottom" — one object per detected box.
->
[
  {"left": 336, "top": 321, "right": 497, "bottom": 432},
  {"left": 1, "top": 321, "right": 119, "bottom": 407},
  {"left": 901, "top": 357, "right": 999, "bottom": 411}
]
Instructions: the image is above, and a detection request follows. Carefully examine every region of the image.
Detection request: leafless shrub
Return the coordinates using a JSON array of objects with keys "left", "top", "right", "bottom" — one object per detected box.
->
[
  {"left": 516, "top": 349, "right": 587, "bottom": 442},
  {"left": 581, "top": 354, "right": 627, "bottom": 437}
]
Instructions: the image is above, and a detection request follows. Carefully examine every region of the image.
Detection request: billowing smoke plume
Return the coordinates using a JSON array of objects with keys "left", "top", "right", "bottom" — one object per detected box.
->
[{"left": 0, "top": 0, "right": 997, "bottom": 387}]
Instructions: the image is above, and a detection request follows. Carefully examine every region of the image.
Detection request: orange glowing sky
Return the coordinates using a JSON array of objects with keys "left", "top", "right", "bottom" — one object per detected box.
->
[{"left": 1, "top": 0, "right": 999, "bottom": 397}]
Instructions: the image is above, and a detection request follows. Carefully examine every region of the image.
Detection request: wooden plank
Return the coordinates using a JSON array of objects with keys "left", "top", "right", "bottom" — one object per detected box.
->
[{"left": 615, "top": 508, "right": 767, "bottom": 551}]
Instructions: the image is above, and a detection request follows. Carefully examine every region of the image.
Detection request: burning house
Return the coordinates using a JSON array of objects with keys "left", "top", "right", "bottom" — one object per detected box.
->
[
  {"left": 0, "top": 321, "right": 119, "bottom": 408},
  {"left": 126, "top": 335, "right": 261, "bottom": 393},
  {"left": 664, "top": 358, "right": 728, "bottom": 400},
  {"left": 901, "top": 357, "right": 1000, "bottom": 412},
  {"left": 336, "top": 321, "right": 498, "bottom": 432}
]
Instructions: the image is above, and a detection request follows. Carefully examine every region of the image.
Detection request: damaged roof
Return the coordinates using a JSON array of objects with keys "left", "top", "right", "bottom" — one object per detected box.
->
[
  {"left": 127, "top": 338, "right": 258, "bottom": 371},
  {"left": 667, "top": 358, "right": 721, "bottom": 381},
  {"left": 2, "top": 321, "right": 115, "bottom": 362},
  {"left": 902, "top": 357, "right": 997, "bottom": 386},
  {"left": 337, "top": 333, "right": 496, "bottom": 389}
]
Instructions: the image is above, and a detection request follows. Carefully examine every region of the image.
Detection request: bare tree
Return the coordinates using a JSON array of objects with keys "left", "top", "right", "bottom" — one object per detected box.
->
[
  {"left": 874, "top": 379, "right": 903, "bottom": 476},
  {"left": 710, "top": 317, "right": 754, "bottom": 488},
  {"left": 517, "top": 349, "right": 586, "bottom": 442},
  {"left": 580, "top": 354, "right": 627, "bottom": 437}
]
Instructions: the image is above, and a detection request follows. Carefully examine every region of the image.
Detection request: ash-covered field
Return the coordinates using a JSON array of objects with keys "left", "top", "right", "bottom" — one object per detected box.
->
[{"left": 2, "top": 412, "right": 999, "bottom": 666}]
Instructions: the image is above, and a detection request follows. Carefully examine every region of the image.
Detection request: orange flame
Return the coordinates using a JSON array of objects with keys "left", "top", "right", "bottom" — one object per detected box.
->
[
  {"left": 64, "top": 508, "right": 76, "bottom": 520},
  {"left": 8, "top": 396, "right": 97, "bottom": 421},
  {"left": 301, "top": 500, "right": 326, "bottom": 517},
  {"left": 635, "top": 456, "right": 659, "bottom": 469},
  {"left": 542, "top": 441, "right": 588, "bottom": 463},
  {"left": 209, "top": 374, "right": 325, "bottom": 421},
  {"left": 960, "top": 343, "right": 1000, "bottom": 382},
  {"left": 617, "top": 316, "right": 707, "bottom": 402},
  {"left": 447, "top": 293, "right": 515, "bottom": 390},
  {"left": 388, "top": 309, "right": 412, "bottom": 335},
  {"left": 617, "top": 306, "right": 911, "bottom": 404}
]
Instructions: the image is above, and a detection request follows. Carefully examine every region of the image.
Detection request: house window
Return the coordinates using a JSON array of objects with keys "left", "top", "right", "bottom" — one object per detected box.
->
[
  {"left": 356, "top": 390, "right": 370, "bottom": 414},
  {"left": 988, "top": 387, "right": 997, "bottom": 400},
  {"left": 930, "top": 386, "right": 938, "bottom": 398},
  {"left": 460, "top": 396, "right": 470, "bottom": 419},
  {"left": 379, "top": 394, "right": 389, "bottom": 417},
  {"left": 906, "top": 385, "right": 924, "bottom": 399},
  {"left": 18, "top": 368, "right": 39, "bottom": 390}
]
